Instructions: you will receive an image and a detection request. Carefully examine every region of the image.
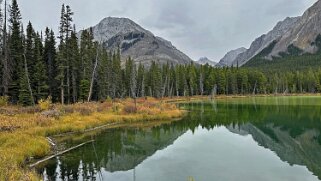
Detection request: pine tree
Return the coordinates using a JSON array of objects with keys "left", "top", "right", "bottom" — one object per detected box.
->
[
  {"left": 57, "top": 4, "right": 66, "bottom": 104},
  {"left": 66, "top": 29, "right": 80, "bottom": 103},
  {"left": 97, "top": 49, "right": 109, "bottom": 100},
  {"left": 8, "top": 0, "right": 23, "bottom": 103},
  {"left": 79, "top": 28, "right": 96, "bottom": 101},
  {"left": 44, "top": 28, "right": 57, "bottom": 101},
  {"left": 187, "top": 63, "right": 197, "bottom": 96},
  {"left": 33, "top": 32, "right": 48, "bottom": 101},
  {"left": 0, "top": 2, "right": 3, "bottom": 96},
  {"left": 111, "top": 49, "right": 121, "bottom": 98},
  {"left": 149, "top": 61, "right": 162, "bottom": 97},
  {"left": 1, "top": 0, "right": 10, "bottom": 97},
  {"left": 137, "top": 63, "right": 145, "bottom": 97},
  {"left": 64, "top": 5, "right": 74, "bottom": 103},
  {"left": 125, "top": 57, "right": 134, "bottom": 96}
]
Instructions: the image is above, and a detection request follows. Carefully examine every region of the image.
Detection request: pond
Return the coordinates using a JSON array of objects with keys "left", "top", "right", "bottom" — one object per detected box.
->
[{"left": 36, "top": 96, "right": 321, "bottom": 181}]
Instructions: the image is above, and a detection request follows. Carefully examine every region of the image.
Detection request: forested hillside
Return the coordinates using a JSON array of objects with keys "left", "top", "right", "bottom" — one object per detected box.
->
[{"left": 1, "top": 1, "right": 321, "bottom": 106}]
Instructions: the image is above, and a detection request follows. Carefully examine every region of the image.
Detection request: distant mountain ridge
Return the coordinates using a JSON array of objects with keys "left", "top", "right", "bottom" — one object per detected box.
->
[
  {"left": 269, "top": 0, "right": 321, "bottom": 57},
  {"left": 219, "top": 0, "right": 321, "bottom": 67},
  {"left": 196, "top": 57, "right": 217, "bottom": 67},
  {"left": 79, "top": 17, "right": 193, "bottom": 66},
  {"left": 232, "top": 17, "right": 300, "bottom": 66},
  {"left": 216, "top": 47, "right": 247, "bottom": 67}
]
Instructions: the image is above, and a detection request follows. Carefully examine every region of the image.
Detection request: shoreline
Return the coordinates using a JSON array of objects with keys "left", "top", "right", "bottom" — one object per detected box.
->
[
  {"left": 1, "top": 94, "right": 320, "bottom": 180},
  {"left": 0, "top": 98, "right": 184, "bottom": 181}
]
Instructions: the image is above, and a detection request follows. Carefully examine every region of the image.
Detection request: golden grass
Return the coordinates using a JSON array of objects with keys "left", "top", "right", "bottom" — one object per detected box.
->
[{"left": 0, "top": 97, "right": 184, "bottom": 181}]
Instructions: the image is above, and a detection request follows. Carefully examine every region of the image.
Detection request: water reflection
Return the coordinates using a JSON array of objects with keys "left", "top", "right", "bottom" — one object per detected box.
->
[{"left": 37, "top": 97, "right": 321, "bottom": 180}]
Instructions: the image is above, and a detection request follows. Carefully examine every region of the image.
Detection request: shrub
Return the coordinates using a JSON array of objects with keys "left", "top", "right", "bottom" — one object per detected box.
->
[
  {"left": 105, "top": 96, "right": 113, "bottom": 103},
  {"left": 76, "top": 106, "right": 93, "bottom": 116},
  {"left": 98, "top": 102, "right": 113, "bottom": 112},
  {"left": 123, "top": 104, "right": 137, "bottom": 114},
  {"left": 38, "top": 97, "right": 52, "bottom": 111},
  {"left": 0, "top": 96, "right": 9, "bottom": 107},
  {"left": 112, "top": 103, "right": 124, "bottom": 113}
]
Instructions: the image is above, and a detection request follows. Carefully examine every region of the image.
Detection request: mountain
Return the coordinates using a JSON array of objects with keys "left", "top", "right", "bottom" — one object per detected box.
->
[
  {"left": 230, "top": 17, "right": 300, "bottom": 66},
  {"left": 216, "top": 47, "right": 247, "bottom": 67},
  {"left": 230, "top": 0, "right": 321, "bottom": 67},
  {"left": 196, "top": 57, "right": 217, "bottom": 67},
  {"left": 79, "top": 17, "right": 193, "bottom": 66},
  {"left": 269, "top": 0, "right": 321, "bottom": 57}
]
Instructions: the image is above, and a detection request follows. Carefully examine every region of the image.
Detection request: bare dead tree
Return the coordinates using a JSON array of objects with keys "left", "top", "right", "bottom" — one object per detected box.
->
[
  {"left": 199, "top": 70, "right": 204, "bottom": 96},
  {"left": 130, "top": 63, "right": 137, "bottom": 111},
  {"left": 2, "top": 0, "right": 9, "bottom": 96},
  {"left": 211, "top": 84, "right": 217, "bottom": 100},
  {"left": 169, "top": 82, "right": 174, "bottom": 98},
  {"left": 141, "top": 74, "right": 145, "bottom": 97},
  {"left": 252, "top": 81, "right": 257, "bottom": 95},
  {"left": 23, "top": 54, "right": 35, "bottom": 105},
  {"left": 161, "top": 76, "right": 168, "bottom": 98},
  {"left": 87, "top": 45, "right": 99, "bottom": 102},
  {"left": 72, "top": 68, "right": 77, "bottom": 103},
  {"left": 60, "top": 70, "right": 64, "bottom": 105}
]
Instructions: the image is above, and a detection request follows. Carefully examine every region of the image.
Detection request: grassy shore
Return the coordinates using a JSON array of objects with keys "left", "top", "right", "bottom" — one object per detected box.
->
[{"left": 0, "top": 97, "right": 184, "bottom": 181}]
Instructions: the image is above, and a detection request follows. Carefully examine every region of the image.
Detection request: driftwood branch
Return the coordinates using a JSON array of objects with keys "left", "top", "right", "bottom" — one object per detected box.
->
[{"left": 29, "top": 140, "right": 94, "bottom": 168}]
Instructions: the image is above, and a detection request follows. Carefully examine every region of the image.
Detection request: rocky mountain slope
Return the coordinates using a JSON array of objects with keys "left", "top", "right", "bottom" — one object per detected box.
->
[
  {"left": 220, "top": 0, "right": 321, "bottom": 67},
  {"left": 79, "top": 17, "right": 193, "bottom": 66},
  {"left": 270, "top": 0, "right": 321, "bottom": 57},
  {"left": 216, "top": 47, "right": 246, "bottom": 67},
  {"left": 231, "top": 17, "right": 300, "bottom": 66},
  {"left": 196, "top": 57, "right": 217, "bottom": 67}
]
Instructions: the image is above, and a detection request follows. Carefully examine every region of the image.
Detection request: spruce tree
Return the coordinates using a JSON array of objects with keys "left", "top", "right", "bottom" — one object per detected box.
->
[
  {"left": 64, "top": 5, "right": 74, "bottom": 103},
  {"left": 0, "top": 3, "right": 3, "bottom": 96},
  {"left": 137, "top": 63, "right": 145, "bottom": 97},
  {"left": 44, "top": 28, "right": 57, "bottom": 101},
  {"left": 66, "top": 29, "right": 80, "bottom": 103},
  {"left": 97, "top": 49, "right": 110, "bottom": 100},
  {"left": 8, "top": 0, "right": 23, "bottom": 103},
  {"left": 57, "top": 4, "right": 65, "bottom": 104},
  {"left": 34, "top": 32, "right": 48, "bottom": 101},
  {"left": 79, "top": 29, "right": 95, "bottom": 101},
  {"left": 111, "top": 49, "right": 121, "bottom": 98}
]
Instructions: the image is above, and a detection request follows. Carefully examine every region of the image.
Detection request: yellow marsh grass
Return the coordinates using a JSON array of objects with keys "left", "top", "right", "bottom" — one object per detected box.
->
[{"left": 0, "top": 98, "right": 184, "bottom": 180}]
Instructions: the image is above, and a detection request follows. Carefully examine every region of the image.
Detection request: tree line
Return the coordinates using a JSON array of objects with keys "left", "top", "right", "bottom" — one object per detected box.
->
[{"left": 1, "top": 1, "right": 321, "bottom": 106}]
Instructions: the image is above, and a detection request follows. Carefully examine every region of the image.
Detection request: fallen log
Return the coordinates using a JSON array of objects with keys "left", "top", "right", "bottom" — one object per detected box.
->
[{"left": 29, "top": 140, "right": 94, "bottom": 168}]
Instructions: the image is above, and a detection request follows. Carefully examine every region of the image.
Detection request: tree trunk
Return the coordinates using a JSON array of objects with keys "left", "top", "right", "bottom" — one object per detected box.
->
[
  {"left": 72, "top": 69, "right": 77, "bottom": 103},
  {"left": 23, "top": 54, "right": 35, "bottom": 105},
  {"left": 252, "top": 81, "right": 257, "bottom": 95},
  {"left": 67, "top": 67, "right": 70, "bottom": 104},
  {"left": 161, "top": 76, "right": 168, "bottom": 98},
  {"left": 88, "top": 48, "right": 99, "bottom": 102},
  {"left": 2, "top": 0, "right": 9, "bottom": 96},
  {"left": 199, "top": 72, "right": 204, "bottom": 96},
  {"left": 141, "top": 76, "right": 145, "bottom": 97},
  {"left": 61, "top": 78, "right": 64, "bottom": 105}
]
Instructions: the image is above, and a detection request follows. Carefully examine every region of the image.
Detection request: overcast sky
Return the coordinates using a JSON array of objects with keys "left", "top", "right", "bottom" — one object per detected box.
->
[{"left": 18, "top": 0, "right": 317, "bottom": 61}]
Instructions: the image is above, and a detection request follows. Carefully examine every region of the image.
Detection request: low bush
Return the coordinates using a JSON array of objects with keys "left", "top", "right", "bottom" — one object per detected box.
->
[
  {"left": 38, "top": 97, "right": 52, "bottom": 111},
  {"left": 123, "top": 103, "right": 137, "bottom": 114},
  {"left": 0, "top": 96, "right": 9, "bottom": 107}
]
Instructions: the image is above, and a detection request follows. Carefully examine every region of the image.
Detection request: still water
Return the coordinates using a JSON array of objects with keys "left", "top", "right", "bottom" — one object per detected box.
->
[{"left": 37, "top": 96, "right": 321, "bottom": 181}]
